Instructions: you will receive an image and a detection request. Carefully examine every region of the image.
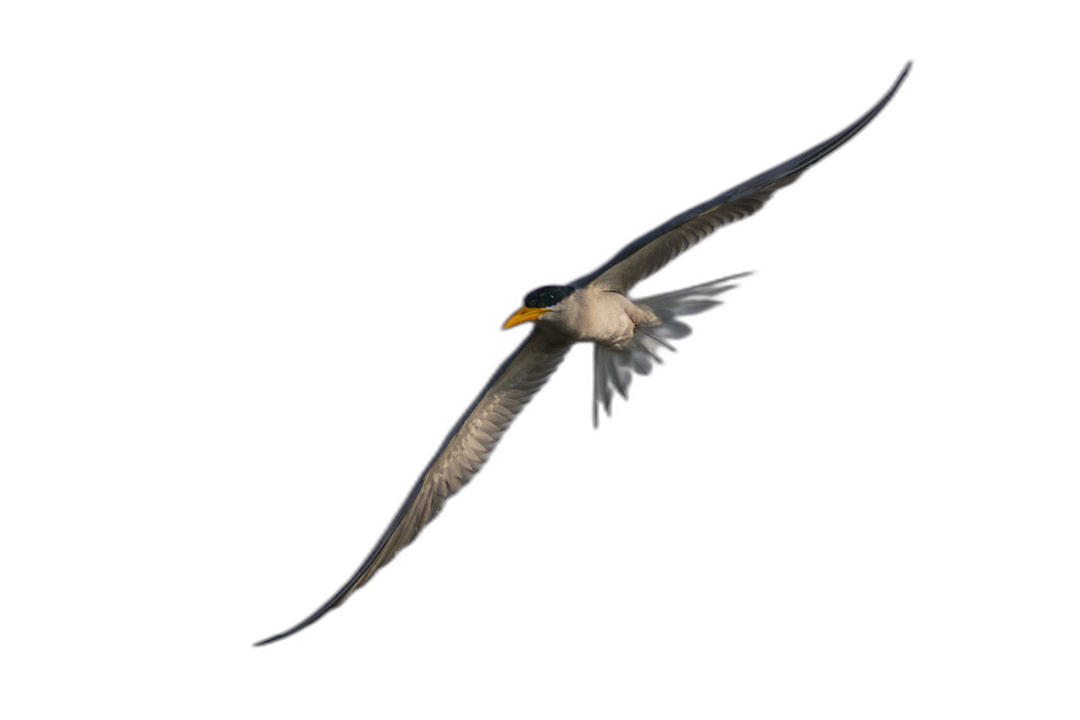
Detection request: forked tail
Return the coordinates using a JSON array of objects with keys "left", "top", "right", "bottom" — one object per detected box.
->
[{"left": 592, "top": 272, "right": 751, "bottom": 426}]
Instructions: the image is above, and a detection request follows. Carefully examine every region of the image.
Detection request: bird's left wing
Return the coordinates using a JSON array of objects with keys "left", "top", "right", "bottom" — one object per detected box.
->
[
  {"left": 571, "top": 62, "right": 910, "bottom": 293},
  {"left": 255, "top": 328, "right": 571, "bottom": 645}
]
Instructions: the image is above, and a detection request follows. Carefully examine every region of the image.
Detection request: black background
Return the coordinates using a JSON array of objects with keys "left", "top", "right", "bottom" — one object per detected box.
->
[{"left": 116, "top": 21, "right": 989, "bottom": 708}]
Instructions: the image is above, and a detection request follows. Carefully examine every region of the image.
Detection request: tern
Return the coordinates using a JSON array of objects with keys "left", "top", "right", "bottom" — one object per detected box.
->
[{"left": 256, "top": 63, "right": 910, "bottom": 646}]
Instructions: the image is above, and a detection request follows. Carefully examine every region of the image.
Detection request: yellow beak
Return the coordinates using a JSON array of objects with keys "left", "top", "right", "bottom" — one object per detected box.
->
[{"left": 503, "top": 306, "right": 550, "bottom": 329}]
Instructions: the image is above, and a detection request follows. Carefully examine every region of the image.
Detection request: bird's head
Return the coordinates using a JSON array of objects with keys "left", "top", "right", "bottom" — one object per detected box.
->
[{"left": 503, "top": 285, "right": 576, "bottom": 329}]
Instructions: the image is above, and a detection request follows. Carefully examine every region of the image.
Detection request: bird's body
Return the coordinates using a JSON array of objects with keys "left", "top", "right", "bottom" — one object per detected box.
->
[
  {"left": 538, "top": 286, "right": 655, "bottom": 347},
  {"left": 256, "top": 63, "right": 911, "bottom": 646}
]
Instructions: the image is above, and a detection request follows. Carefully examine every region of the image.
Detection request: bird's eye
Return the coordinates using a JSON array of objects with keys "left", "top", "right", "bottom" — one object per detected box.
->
[{"left": 524, "top": 285, "right": 574, "bottom": 308}]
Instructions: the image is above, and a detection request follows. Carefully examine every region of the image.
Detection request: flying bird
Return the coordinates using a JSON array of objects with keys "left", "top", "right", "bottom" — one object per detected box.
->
[{"left": 256, "top": 62, "right": 911, "bottom": 646}]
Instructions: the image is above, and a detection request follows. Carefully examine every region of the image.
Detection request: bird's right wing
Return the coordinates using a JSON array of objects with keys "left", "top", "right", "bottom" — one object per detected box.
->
[{"left": 255, "top": 327, "right": 571, "bottom": 646}]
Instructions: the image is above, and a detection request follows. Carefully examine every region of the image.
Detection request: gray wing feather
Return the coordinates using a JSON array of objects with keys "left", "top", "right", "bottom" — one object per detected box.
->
[
  {"left": 255, "top": 328, "right": 571, "bottom": 645},
  {"left": 572, "top": 62, "right": 910, "bottom": 293}
]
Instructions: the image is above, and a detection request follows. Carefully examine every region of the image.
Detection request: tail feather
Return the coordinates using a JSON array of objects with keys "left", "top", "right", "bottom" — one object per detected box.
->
[{"left": 592, "top": 272, "right": 751, "bottom": 427}]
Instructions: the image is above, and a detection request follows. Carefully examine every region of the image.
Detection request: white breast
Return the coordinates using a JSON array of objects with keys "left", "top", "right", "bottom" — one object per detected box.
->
[{"left": 544, "top": 288, "right": 657, "bottom": 348}]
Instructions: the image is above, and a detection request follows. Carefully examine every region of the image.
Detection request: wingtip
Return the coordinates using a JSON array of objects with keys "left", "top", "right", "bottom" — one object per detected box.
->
[
  {"left": 882, "top": 62, "right": 912, "bottom": 99},
  {"left": 252, "top": 610, "right": 331, "bottom": 647},
  {"left": 253, "top": 631, "right": 287, "bottom": 648}
]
